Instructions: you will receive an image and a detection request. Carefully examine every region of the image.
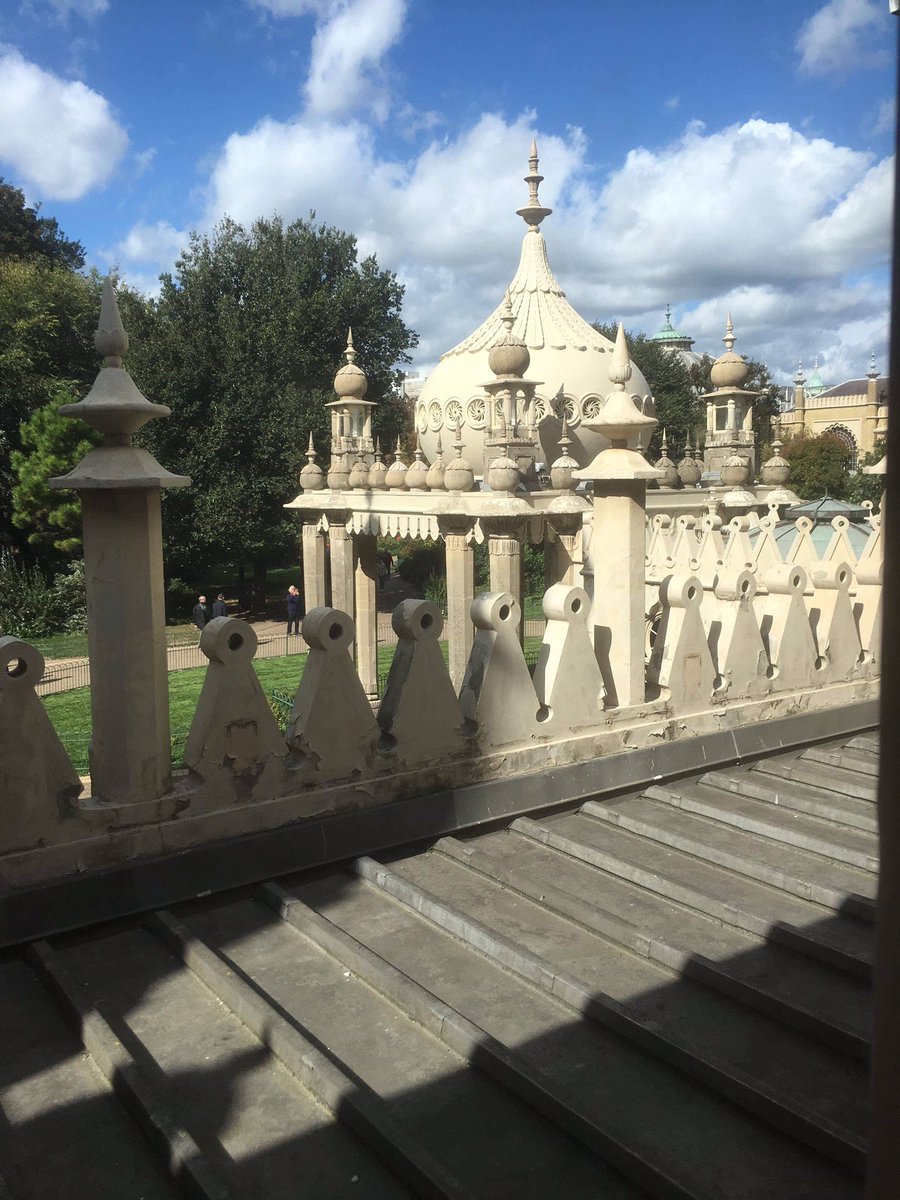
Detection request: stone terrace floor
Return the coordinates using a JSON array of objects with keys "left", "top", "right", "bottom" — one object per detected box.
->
[{"left": 0, "top": 726, "right": 879, "bottom": 1199}]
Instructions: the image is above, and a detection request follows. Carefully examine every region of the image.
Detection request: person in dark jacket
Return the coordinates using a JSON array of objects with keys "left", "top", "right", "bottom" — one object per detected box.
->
[
  {"left": 212, "top": 594, "right": 228, "bottom": 618},
  {"left": 192, "top": 596, "right": 209, "bottom": 631},
  {"left": 286, "top": 584, "right": 302, "bottom": 635}
]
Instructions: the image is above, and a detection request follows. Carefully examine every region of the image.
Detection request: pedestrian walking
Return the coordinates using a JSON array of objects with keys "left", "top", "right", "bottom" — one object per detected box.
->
[
  {"left": 212, "top": 594, "right": 228, "bottom": 618},
  {"left": 192, "top": 595, "right": 209, "bottom": 631},
  {"left": 286, "top": 584, "right": 302, "bottom": 635}
]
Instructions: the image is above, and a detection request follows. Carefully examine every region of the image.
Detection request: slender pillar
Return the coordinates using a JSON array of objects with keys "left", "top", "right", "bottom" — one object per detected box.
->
[
  {"left": 441, "top": 519, "right": 475, "bottom": 691},
  {"left": 328, "top": 519, "right": 354, "bottom": 616},
  {"left": 485, "top": 518, "right": 524, "bottom": 641},
  {"left": 546, "top": 515, "right": 582, "bottom": 586},
  {"left": 302, "top": 519, "right": 327, "bottom": 612},
  {"left": 49, "top": 278, "right": 189, "bottom": 804},
  {"left": 353, "top": 532, "right": 378, "bottom": 698},
  {"left": 588, "top": 482, "right": 648, "bottom": 707}
]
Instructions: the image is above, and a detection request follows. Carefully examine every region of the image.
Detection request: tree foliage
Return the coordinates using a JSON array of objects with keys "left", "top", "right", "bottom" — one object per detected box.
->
[
  {"left": 780, "top": 430, "right": 852, "bottom": 501},
  {"left": 846, "top": 441, "right": 886, "bottom": 507},
  {"left": 0, "top": 178, "right": 85, "bottom": 271},
  {"left": 0, "top": 256, "right": 103, "bottom": 554},
  {"left": 125, "top": 214, "right": 417, "bottom": 583},
  {"left": 11, "top": 379, "right": 101, "bottom": 556}
]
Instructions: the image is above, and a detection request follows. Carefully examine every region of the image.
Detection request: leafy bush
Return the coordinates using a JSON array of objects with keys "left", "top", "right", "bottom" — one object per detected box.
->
[
  {"left": 52, "top": 558, "right": 87, "bottom": 631},
  {"left": 0, "top": 548, "right": 62, "bottom": 638},
  {"left": 396, "top": 540, "right": 444, "bottom": 589},
  {"left": 424, "top": 571, "right": 447, "bottom": 612}
]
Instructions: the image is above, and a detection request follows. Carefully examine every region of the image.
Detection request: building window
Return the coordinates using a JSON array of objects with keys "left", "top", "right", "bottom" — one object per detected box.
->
[{"left": 825, "top": 424, "right": 858, "bottom": 470}]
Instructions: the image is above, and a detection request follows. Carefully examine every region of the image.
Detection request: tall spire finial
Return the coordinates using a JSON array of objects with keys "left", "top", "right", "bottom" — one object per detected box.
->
[
  {"left": 344, "top": 327, "right": 356, "bottom": 364},
  {"left": 794, "top": 359, "right": 806, "bottom": 386},
  {"left": 665, "top": 303, "right": 672, "bottom": 325},
  {"left": 723, "top": 313, "right": 735, "bottom": 353},
  {"left": 516, "top": 139, "right": 552, "bottom": 231},
  {"left": 868, "top": 349, "right": 878, "bottom": 379}
]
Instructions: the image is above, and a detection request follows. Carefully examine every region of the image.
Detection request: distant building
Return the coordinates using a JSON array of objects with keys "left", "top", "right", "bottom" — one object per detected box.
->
[
  {"left": 649, "top": 304, "right": 708, "bottom": 370},
  {"left": 781, "top": 353, "right": 889, "bottom": 467}
]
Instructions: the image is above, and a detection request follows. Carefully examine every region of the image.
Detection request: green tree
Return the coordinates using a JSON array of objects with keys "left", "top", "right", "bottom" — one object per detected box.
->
[
  {"left": 11, "top": 379, "right": 101, "bottom": 556},
  {"left": 0, "top": 258, "right": 103, "bottom": 554},
  {"left": 0, "top": 178, "right": 85, "bottom": 271},
  {"left": 593, "top": 323, "right": 703, "bottom": 458},
  {"left": 846, "top": 441, "right": 887, "bottom": 507},
  {"left": 126, "top": 214, "right": 417, "bottom": 588},
  {"left": 780, "top": 430, "right": 852, "bottom": 500}
]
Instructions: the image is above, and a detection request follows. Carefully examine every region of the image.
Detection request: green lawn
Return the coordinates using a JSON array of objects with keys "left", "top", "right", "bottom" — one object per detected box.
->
[
  {"left": 34, "top": 623, "right": 198, "bottom": 661},
  {"left": 46, "top": 636, "right": 545, "bottom": 775}
]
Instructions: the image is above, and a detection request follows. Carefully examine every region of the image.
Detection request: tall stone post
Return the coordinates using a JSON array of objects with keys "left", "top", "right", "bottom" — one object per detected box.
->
[
  {"left": 484, "top": 517, "right": 525, "bottom": 626},
  {"left": 328, "top": 517, "right": 354, "bottom": 616},
  {"left": 302, "top": 518, "right": 327, "bottom": 612},
  {"left": 440, "top": 517, "right": 475, "bottom": 691},
  {"left": 353, "top": 532, "right": 378, "bottom": 698},
  {"left": 573, "top": 324, "right": 661, "bottom": 708},
  {"left": 49, "top": 279, "right": 189, "bottom": 803},
  {"left": 546, "top": 514, "right": 583, "bottom": 586}
]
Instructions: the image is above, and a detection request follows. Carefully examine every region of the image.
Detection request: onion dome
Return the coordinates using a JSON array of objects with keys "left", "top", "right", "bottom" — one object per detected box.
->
[
  {"left": 349, "top": 449, "right": 370, "bottom": 490},
  {"left": 425, "top": 433, "right": 446, "bottom": 490},
  {"left": 488, "top": 292, "right": 530, "bottom": 379},
  {"left": 719, "top": 452, "right": 751, "bottom": 488},
  {"left": 760, "top": 423, "right": 791, "bottom": 487},
  {"left": 385, "top": 438, "right": 409, "bottom": 490},
  {"left": 654, "top": 429, "right": 679, "bottom": 489},
  {"left": 550, "top": 415, "right": 579, "bottom": 491},
  {"left": 487, "top": 444, "right": 520, "bottom": 494},
  {"left": 677, "top": 434, "right": 702, "bottom": 486},
  {"left": 326, "top": 453, "right": 349, "bottom": 490},
  {"left": 406, "top": 437, "right": 430, "bottom": 492},
  {"left": 333, "top": 328, "right": 368, "bottom": 400},
  {"left": 299, "top": 433, "right": 326, "bottom": 491},
  {"left": 443, "top": 423, "right": 475, "bottom": 493},
  {"left": 367, "top": 439, "right": 388, "bottom": 490},
  {"left": 710, "top": 315, "right": 749, "bottom": 389}
]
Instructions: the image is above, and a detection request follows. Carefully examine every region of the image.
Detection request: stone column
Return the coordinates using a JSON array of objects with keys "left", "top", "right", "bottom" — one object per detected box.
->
[
  {"left": 49, "top": 279, "right": 189, "bottom": 804},
  {"left": 353, "top": 532, "right": 378, "bottom": 698},
  {"left": 706, "top": 399, "right": 715, "bottom": 436},
  {"left": 302, "top": 518, "right": 327, "bottom": 612},
  {"left": 484, "top": 517, "right": 525, "bottom": 642},
  {"left": 573, "top": 323, "right": 661, "bottom": 709},
  {"left": 440, "top": 517, "right": 475, "bottom": 692},
  {"left": 328, "top": 518, "right": 354, "bottom": 616},
  {"left": 546, "top": 511, "right": 585, "bottom": 587}
]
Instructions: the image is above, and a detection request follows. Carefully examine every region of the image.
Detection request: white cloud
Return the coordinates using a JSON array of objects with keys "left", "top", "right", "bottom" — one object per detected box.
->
[
  {"left": 796, "top": 0, "right": 887, "bottom": 78},
  {"left": 42, "top": 0, "right": 109, "bottom": 18},
  {"left": 0, "top": 50, "right": 127, "bottom": 200},
  {"left": 189, "top": 106, "right": 894, "bottom": 383},
  {"left": 665, "top": 95, "right": 680, "bottom": 111},
  {"left": 305, "top": 0, "right": 408, "bottom": 120},
  {"left": 250, "top": 0, "right": 331, "bottom": 14},
  {"left": 869, "top": 97, "right": 895, "bottom": 138},
  {"left": 110, "top": 220, "right": 186, "bottom": 266}
]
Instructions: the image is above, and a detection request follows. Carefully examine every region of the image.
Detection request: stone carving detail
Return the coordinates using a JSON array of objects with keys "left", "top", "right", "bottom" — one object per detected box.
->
[
  {"left": 581, "top": 395, "right": 603, "bottom": 420},
  {"left": 707, "top": 569, "right": 768, "bottom": 697},
  {"left": 416, "top": 404, "right": 428, "bottom": 434},
  {"left": 757, "top": 564, "right": 818, "bottom": 691},
  {"left": 184, "top": 618, "right": 287, "bottom": 784},
  {"left": 531, "top": 584, "right": 605, "bottom": 731},
  {"left": 378, "top": 600, "right": 465, "bottom": 762},
  {"left": 287, "top": 607, "right": 378, "bottom": 779},
  {"left": 459, "top": 592, "right": 538, "bottom": 748},
  {"left": 466, "top": 397, "right": 486, "bottom": 429},
  {"left": 444, "top": 398, "right": 464, "bottom": 429},
  {"left": 808, "top": 561, "right": 861, "bottom": 683},
  {"left": 428, "top": 400, "right": 443, "bottom": 431},
  {"left": 0, "top": 636, "right": 81, "bottom": 851},
  {"left": 648, "top": 575, "right": 716, "bottom": 713}
]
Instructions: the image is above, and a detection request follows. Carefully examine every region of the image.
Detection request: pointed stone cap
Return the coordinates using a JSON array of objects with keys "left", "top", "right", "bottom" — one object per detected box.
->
[
  {"left": 50, "top": 277, "right": 190, "bottom": 491},
  {"left": 349, "top": 449, "right": 370, "bottom": 490},
  {"left": 367, "top": 439, "right": 389, "bottom": 489},
  {"left": 443, "top": 423, "right": 475, "bottom": 492},
  {"left": 299, "top": 433, "right": 326, "bottom": 490},
  {"left": 676, "top": 435, "right": 702, "bottom": 486},
  {"left": 867, "top": 350, "right": 879, "bottom": 380},
  {"left": 425, "top": 433, "right": 446, "bottom": 490},
  {"left": 794, "top": 359, "right": 806, "bottom": 387},
  {"left": 326, "top": 452, "right": 350, "bottom": 490},
  {"left": 385, "top": 437, "right": 409, "bottom": 490},
  {"left": 655, "top": 430, "right": 679, "bottom": 488},
  {"left": 580, "top": 323, "right": 658, "bottom": 445},
  {"left": 710, "top": 314, "right": 749, "bottom": 390},
  {"left": 406, "top": 437, "right": 430, "bottom": 491},
  {"left": 550, "top": 416, "right": 579, "bottom": 491},
  {"left": 487, "top": 444, "right": 520, "bottom": 494},
  {"left": 515, "top": 138, "right": 552, "bottom": 231},
  {"left": 333, "top": 328, "right": 368, "bottom": 399},
  {"left": 719, "top": 451, "right": 751, "bottom": 488}
]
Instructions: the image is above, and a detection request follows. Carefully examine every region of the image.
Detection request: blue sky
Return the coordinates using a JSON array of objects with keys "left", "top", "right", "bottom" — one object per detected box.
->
[{"left": 0, "top": 0, "right": 896, "bottom": 385}]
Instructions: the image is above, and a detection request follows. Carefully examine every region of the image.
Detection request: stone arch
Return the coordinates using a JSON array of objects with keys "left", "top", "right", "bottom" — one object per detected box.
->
[{"left": 824, "top": 423, "right": 858, "bottom": 470}]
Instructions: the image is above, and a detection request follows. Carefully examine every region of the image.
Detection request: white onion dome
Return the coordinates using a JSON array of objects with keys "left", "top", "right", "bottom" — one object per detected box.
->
[
  {"left": 710, "top": 315, "right": 749, "bottom": 390},
  {"left": 333, "top": 328, "right": 368, "bottom": 399},
  {"left": 413, "top": 145, "right": 653, "bottom": 475}
]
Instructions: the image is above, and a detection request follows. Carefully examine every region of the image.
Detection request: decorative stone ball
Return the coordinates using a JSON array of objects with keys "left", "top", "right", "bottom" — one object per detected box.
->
[
  {"left": 677, "top": 455, "right": 702, "bottom": 487},
  {"left": 425, "top": 457, "right": 446, "bottom": 490},
  {"left": 488, "top": 338, "right": 530, "bottom": 379},
  {"left": 760, "top": 453, "right": 791, "bottom": 487},
  {"left": 367, "top": 458, "right": 388, "bottom": 490},
  {"left": 710, "top": 351, "right": 749, "bottom": 390},
  {"left": 550, "top": 453, "right": 579, "bottom": 492},
  {"left": 405, "top": 456, "right": 430, "bottom": 492},
  {"left": 487, "top": 450, "right": 520, "bottom": 493},
  {"left": 348, "top": 456, "right": 370, "bottom": 490},
  {"left": 655, "top": 453, "right": 680, "bottom": 489},
  {"left": 299, "top": 459, "right": 326, "bottom": 491},
  {"left": 326, "top": 458, "right": 350, "bottom": 490},
  {"left": 719, "top": 452, "right": 751, "bottom": 487},
  {"left": 385, "top": 457, "right": 408, "bottom": 490},
  {"left": 443, "top": 456, "right": 475, "bottom": 493},
  {"left": 333, "top": 362, "right": 368, "bottom": 399}
]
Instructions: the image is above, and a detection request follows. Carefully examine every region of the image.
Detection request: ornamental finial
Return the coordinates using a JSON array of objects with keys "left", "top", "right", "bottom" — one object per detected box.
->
[{"left": 516, "top": 139, "right": 552, "bottom": 231}]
